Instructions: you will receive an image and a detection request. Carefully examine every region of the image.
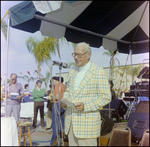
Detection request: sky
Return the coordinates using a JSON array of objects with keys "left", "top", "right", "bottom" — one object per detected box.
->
[{"left": 1, "top": 1, "right": 149, "bottom": 91}]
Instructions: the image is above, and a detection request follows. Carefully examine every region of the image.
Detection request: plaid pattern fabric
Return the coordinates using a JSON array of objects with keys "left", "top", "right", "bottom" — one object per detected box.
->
[{"left": 63, "top": 62, "right": 111, "bottom": 138}]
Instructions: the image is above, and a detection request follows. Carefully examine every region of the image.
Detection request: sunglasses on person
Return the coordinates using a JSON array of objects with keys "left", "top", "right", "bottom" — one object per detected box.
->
[{"left": 11, "top": 78, "right": 17, "bottom": 81}]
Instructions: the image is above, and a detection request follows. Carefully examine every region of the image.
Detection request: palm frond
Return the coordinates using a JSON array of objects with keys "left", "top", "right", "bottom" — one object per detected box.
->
[
  {"left": 45, "top": 71, "right": 50, "bottom": 81},
  {"left": 1, "top": 20, "right": 8, "bottom": 41}
]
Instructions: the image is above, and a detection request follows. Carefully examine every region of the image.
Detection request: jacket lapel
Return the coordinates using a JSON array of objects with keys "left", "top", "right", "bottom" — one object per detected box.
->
[
  {"left": 70, "top": 69, "right": 78, "bottom": 96},
  {"left": 73, "top": 62, "right": 96, "bottom": 98}
]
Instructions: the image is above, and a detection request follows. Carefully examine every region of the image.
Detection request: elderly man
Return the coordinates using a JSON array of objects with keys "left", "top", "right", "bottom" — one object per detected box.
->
[
  {"left": 61, "top": 42, "right": 111, "bottom": 146},
  {"left": 2, "top": 73, "right": 23, "bottom": 122}
]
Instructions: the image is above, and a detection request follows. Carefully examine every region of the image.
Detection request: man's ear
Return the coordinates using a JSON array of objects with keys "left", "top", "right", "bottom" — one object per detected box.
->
[{"left": 88, "top": 52, "right": 91, "bottom": 59}]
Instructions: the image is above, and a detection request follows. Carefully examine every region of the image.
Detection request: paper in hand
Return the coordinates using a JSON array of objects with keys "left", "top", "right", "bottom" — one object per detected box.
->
[
  {"left": 10, "top": 93, "right": 19, "bottom": 100},
  {"left": 61, "top": 99, "right": 75, "bottom": 108},
  {"left": 43, "top": 96, "right": 48, "bottom": 99}
]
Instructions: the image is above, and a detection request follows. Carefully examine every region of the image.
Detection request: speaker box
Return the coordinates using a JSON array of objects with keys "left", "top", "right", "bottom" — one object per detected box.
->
[
  {"left": 103, "top": 99, "right": 127, "bottom": 117},
  {"left": 127, "top": 112, "right": 149, "bottom": 143},
  {"left": 136, "top": 101, "right": 149, "bottom": 113}
]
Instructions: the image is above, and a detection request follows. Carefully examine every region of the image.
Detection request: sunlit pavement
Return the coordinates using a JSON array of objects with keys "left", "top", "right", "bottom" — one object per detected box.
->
[{"left": 19, "top": 118, "right": 53, "bottom": 146}]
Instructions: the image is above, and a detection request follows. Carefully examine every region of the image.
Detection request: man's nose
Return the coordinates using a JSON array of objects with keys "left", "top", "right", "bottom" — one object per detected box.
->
[{"left": 74, "top": 55, "right": 78, "bottom": 60}]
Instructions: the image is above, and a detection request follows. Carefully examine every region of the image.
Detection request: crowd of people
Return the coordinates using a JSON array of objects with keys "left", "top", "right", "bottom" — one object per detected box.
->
[
  {"left": 1, "top": 73, "right": 67, "bottom": 145},
  {"left": 1, "top": 42, "right": 111, "bottom": 146}
]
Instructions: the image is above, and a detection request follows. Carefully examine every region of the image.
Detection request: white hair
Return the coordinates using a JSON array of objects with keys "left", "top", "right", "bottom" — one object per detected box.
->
[{"left": 75, "top": 42, "right": 92, "bottom": 53}]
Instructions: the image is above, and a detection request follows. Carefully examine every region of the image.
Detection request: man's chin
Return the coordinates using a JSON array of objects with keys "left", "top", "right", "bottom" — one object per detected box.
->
[
  {"left": 76, "top": 63, "right": 80, "bottom": 67},
  {"left": 75, "top": 61, "right": 80, "bottom": 65}
]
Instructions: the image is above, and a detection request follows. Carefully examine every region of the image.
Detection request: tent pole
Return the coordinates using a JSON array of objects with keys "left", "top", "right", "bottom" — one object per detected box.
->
[
  {"left": 5, "top": 13, "right": 10, "bottom": 116},
  {"left": 126, "top": 67, "right": 127, "bottom": 90},
  {"left": 108, "top": 57, "right": 112, "bottom": 118},
  {"left": 108, "top": 52, "right": 115, "bottom": 118},
  {"left": 130, "top": 49, "right": 134, "bottom": 84}
]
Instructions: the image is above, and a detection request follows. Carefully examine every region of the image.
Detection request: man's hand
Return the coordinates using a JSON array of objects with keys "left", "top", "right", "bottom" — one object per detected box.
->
[
  {"left": 24, "top": 92, "right": 30, "bottom": 96},
  {"left": 47, "top": 96, "right": 52, "bottom": 100},
  {"left": 60, "top": 99, "right": 67, "bottom": 108},
  {"left": 7, "top": 94, "right": 11, "bottom": 98},
  {"left": 16, "top": 96, "right": 22, "bottom": 99},
  {"left": 74, "top": 102, "right": 84, "bottom": 111},
  {"left": 2, "top": 94, "right": 11, "bottom": 98}
]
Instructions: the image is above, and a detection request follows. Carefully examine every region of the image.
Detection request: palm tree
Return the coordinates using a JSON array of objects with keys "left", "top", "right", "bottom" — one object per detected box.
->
[
  {"left": 125, "top": 65, "right": 143, "bottom": 81},
  {"left": 7, "top": 79, "right": 11, "bottom": 83},
  {"left": 114, "top": 65, "right": 130, "bottom": 96},
  {"left": 41, "top": 71, "right": 51, "bottom": 91},
  {"left": 1, "top": 20, "right": 8, "bottom": 41},
  {"left": 2, "top": 79, "right": 11, "bottom": 86},
  {"left": 26, "top": 36, "right": 59, "bottom": 80},
  {"left": 18, "top": 75, "right": 36, "bottom": 85},
  {"left": 102, "top": 50, "right": 120, "bottom": 81},
  {"left": 102, "top": 50, "right": 119, "bottom": 65},
  {"left": 115, "top": 64, "right": 143, "bottom": 96},
  {"left": 34, "top": 70, "right": 50, "bottom": 91}
]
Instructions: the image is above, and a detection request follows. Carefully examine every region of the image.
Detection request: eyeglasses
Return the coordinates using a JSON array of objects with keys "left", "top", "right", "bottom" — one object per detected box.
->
[
  {"left": 72, "top": 52, "right": 88, "bottom": 58},
  {"left": 12, "top": 78, "right": 17, "bottom": 81}
]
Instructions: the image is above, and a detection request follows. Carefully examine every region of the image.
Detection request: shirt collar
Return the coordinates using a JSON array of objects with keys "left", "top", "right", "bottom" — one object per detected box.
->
[
  {"left": 9, "top": 82, "right": 18, "bottom": 86},
  {"left": 36, "top": 87, "right": 42, "bottom": 90},
  {"left": 78, "top": 60, "right": 91, "bottom": 72}
]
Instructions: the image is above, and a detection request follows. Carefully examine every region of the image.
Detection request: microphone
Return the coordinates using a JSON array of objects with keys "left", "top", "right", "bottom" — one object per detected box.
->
[{"left": 52, "top": 61, "right": 71, "bottom": 68}]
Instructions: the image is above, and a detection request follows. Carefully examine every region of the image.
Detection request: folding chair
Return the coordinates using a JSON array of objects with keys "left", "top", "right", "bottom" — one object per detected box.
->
[
  {"left": 139, "top": 129, "right": 149, "bottom": 146},
  {"left": 108, "top": 126, "right": 131, "bottom": 146}
]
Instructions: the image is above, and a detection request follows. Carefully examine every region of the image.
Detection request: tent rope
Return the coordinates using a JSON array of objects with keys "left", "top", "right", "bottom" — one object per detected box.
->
[
  {"left": 1, "top": 10, "right": 9, "bottom": 22},
  {"left": 89, "top": 1, "right": 123, "bottom": 31},
  {"left": 130, "top": 1, "right": 149, "bottom": 45}
]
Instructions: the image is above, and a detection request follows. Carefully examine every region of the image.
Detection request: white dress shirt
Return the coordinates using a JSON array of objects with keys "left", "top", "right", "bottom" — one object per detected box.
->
[{"left": 75, "top": 61, "right": 91, "bottom": 90}]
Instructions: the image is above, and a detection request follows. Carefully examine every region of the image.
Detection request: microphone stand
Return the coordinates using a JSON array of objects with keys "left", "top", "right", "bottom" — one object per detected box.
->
[
  {"left": 108, "top": 52, "right": 116, "bottom": 118},
  {"left": 51, "top": 61, "right": 70, "bottom": 146},
  {"left": 50, "top": 62, "right": 61, "bottom": 146},
  {"left": 57, "top": 64, "right": 62, "bottom": 146}
]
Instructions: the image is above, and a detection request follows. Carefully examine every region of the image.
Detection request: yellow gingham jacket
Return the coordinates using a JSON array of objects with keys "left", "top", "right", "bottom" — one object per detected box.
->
[{"left": 63, "top": 61, "right": 111, "bottom": 138}]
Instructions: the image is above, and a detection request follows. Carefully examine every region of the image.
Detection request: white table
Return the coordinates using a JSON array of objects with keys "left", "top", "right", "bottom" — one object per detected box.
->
[
  {"left": 20, "top": 102, "right": 47, "bottom": 121},
  {"left": 1, "top": 117, "right": 19, "bottom": 146},
  {"left": 1, "top": 102, "right": 48, "bottom": 121}
]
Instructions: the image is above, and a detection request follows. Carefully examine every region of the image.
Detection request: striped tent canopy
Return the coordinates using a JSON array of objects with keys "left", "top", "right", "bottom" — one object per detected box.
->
[{"left": 9, "top": 1, "right": 149, "bottom": 54}]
